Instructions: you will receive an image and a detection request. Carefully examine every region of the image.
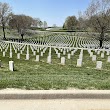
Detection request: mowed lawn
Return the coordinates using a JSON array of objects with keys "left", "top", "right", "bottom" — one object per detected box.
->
[{"left": 0, "top": 46, "right": 110, "bottom": 90}]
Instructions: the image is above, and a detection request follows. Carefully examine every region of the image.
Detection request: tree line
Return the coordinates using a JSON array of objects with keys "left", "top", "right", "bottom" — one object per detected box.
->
[
  {"left": 0, "top": 0, "right": 110, "bottom": 48},
  {"left": 0, "top": 2, "right": 48, "bottom": 39},
  {"left": 63, "top": 0, "right": 110, "bottom": 47}
]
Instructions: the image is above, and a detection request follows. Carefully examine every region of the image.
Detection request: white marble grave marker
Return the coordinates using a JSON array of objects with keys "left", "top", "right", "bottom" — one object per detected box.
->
[
  {"left": 10, "top": 52, "right": 12, "bottom": 58},
  {"left": 20, "top": 50, "right": 23, "bottom": 54},
  {"left": 26, "top": 54, "right": 29, "bottom": 60},
  {"left": 107, "top": 56, "right": 110, "bottom": 62},
  {"left": 9, "top": 61, "right": 14, "bottom": 71},
  {"left": 101, "top": 53, "right": 104, "bottom": 58},
  {"left": 63, "top": 50, "right": 66, "bottom": 55},
  {"left": 17, "top": 53, "right": 20, "bottom": 59},
  {"left": 27, "top": 45, "right": 29, "bottom": 54},
  {"left": 71, "top": 51, "right": 74, "bottom": 56},
  {"left": 92, "top": 55, "right": 96, "bottom": 61},
  {"left": 37, "top": 49, "right": 39, "bottom": 53},
  {"left": 90, "top": 52, "right": 93, "bottom": 57},
  {"left": 96, "top": 61, "right": 102, "bottom": 69},
  {"left": 3, "top": 51, "right": 5, "bottom": 57},
  {"left": 61, "top": 57, "right": 65, "bottom": 65},
  {"left": 97, "top": 51, "right": 100, "bottom": 55},
  {"left": 47, "top": 56, "right": 51, "bottom": 63},
  {"left": 106, "top": 51, "right": 109, "bottom": 55},
  {"left": 77, "top": 59, "right": 82, "bottom": 67},
  {"left": 33, "top": 51, "right": 36, "bottom": 56},
  {"left": 56, "top": 50, "right": 58, "bottom": 54},
  {"left": 68, "top": 54, "right": 71, "bottom": 59},
  {"left": 41, "top": 52, "right": 43, "bottom": 56},
  {"left": 15, "top": 49, "right": 17, "bottom": 53},
  {"left": 79, "top": 54, "right": 83, "bottom": 59},
  {"left": 57, "top": 53, "right": 60, "bottom": 58},
  {"left": 36, "top": 55, "right": 39, "bottom": 62}
]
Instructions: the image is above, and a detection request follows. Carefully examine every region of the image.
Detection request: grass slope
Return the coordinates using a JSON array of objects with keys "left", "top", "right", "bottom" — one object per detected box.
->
[{"left": 0, "top": 47, "right": 110, "bottom": 90}]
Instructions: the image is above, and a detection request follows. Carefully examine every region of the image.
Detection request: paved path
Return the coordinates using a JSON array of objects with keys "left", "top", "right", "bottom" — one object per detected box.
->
[
  {"left": 0, "top": 99, "right": 110, "bottom": 110},
  {"left": 0, "top": 89, "right": 110, "bottom": 110},
  {"left": 0, "top": 90, "right": 110, "bottom": 99}
]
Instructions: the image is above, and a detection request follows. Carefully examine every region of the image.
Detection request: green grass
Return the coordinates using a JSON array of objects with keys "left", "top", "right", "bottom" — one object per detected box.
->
[
  {"left": 0, "top": 29, "right": 110, "bottom": 90},
  {"left": 0, "top": 46, "right": 110, "bottom": 90}
]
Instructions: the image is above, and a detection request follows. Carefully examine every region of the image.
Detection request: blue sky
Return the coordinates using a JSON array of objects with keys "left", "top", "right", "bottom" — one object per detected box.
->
[{"left": 0, "top": 0, "right": 90, "bottom": 26}]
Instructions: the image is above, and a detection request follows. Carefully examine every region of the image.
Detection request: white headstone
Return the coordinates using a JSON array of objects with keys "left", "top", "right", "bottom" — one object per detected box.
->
[
  {"left": 101, "top": 53, "right": 104, "bottom": 58},
  {"left": 107, "top": 56, "right": 110, "bottom": 62},
  {"left": 33, "top": 51, "right": 36, "bottom": 56},
  {"left": 47, "top": 56, "right": 51, "bottom": 63},
  {"left": 17, "top": 53, "right": 20, "bottom": 59},
  {"left": 60, "top": 49, "right": 63, "bottom": 52},
  {"left": 10, "top": 52, "right": 12, "bottom": 58},
  {"left": 43, "top": 49, "right": 45, "bottom": 53},
  {"left": 56, "top": 50, "right": 58, "bottom": 54},
  {"left": 37, "top": 48, "right": 39, "bottom": 53},
  {"left": 96, "top": 61, "right": 102, "bottom": 69},
  {"left": 5, "top": 49, "right": 7, "bottom": 52},
  {"left": 90, "top": 52, "right": 93, "bottom": 57},
  {"left": 49, "top": 47, "right": 51, "bottom": 56},
  {"left": 20, "top": 50, "right": 23, "bottom": 54},
  {"left": 67, "top": 49, "right": 69, "bottom": 53},
  {"left": 15, "top": 49, "right": 17, "bottom": 53},
  {"left": 92, "top": 55, "right": 96, "bottom": 61},
  {"left": 41, "top": 52, "right": 43, "bottom": 56},
  {"left": 79, "top": 54, "right": 83, "bottom": 59},
  {"left": 106, "top": 51, "right": 109, "bottom": 55},
  {"left": 63, "top": 50, "right": 66, "bottom": 55},
  {"left": 9, "top": 61, "right": 14, "bottom": 71},
  {"left": 97, "top": 51, "right": 100, "bottom": 55},
  {"left": 27, "top": 45, "right": 29, "bottom": 54},
  {"left": 26, "top": 54, "right": 29, "bottom": 60},
  {"left": 68, "top": 54, "right": 71, "bottom": 59},
  {"left": 57, "top": 53, "right": 60, "bottom": 58},
  {"left": 61, "top": 57, "right": 65, "bottom": 65},
  {"left": 102, "top": 49, "right": 105, "bottom": 53},
  {"left": 71, "top": 51, "right": 74, "bottom": 56},
  {"left": 95, "top": 49, "right": 97, "bottom": 53},
  {"left": 3, "top": 51, "right": 5, "bottom": 57},
  {"left": 48, "top": 52, "right": 51, "bottom": 56},
  {"left": 36, "top": 55, "right": 39, "bottom": 62},
  {"left": 10, "top": 47, "right": 12, "bottom": 53},
  {"left": 77, "top": 59, "right": 82, "bottom": 67}
]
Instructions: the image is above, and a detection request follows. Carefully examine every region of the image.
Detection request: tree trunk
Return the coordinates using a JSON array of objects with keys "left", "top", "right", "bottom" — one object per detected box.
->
[
  {"left": 21, "top": 34, "right": 24, "bottom": 40},
  {"left": 2, "top": 25, "right": 6, "bottom": 40},
  {"left": 99, "top": 40, "right": 103, "bottom": 48},
  {"left": 99, "top": 31, "right": 104, "bottom": 48}
]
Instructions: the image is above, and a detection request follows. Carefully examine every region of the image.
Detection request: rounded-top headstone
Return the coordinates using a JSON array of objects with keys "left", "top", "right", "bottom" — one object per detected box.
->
[{"left": 96, "top": 61, "right": 102, "bottom": 70}]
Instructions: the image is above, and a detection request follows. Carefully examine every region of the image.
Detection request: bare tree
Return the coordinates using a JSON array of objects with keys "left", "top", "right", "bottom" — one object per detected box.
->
[
  {"left": 0, "top": 2, "right": 12, "bottom": 39},
  {"left": 85, "top": 0, "right": 110, "bottom": 48},
  {"left": 9, "top": 14, "right": 33, "bottom": 39},
  {"left": 32, "top": 18, "right": 42, "bottom": 27},
  {"left": 78, "top": 11, "right": 87, "bottom": 30}
]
